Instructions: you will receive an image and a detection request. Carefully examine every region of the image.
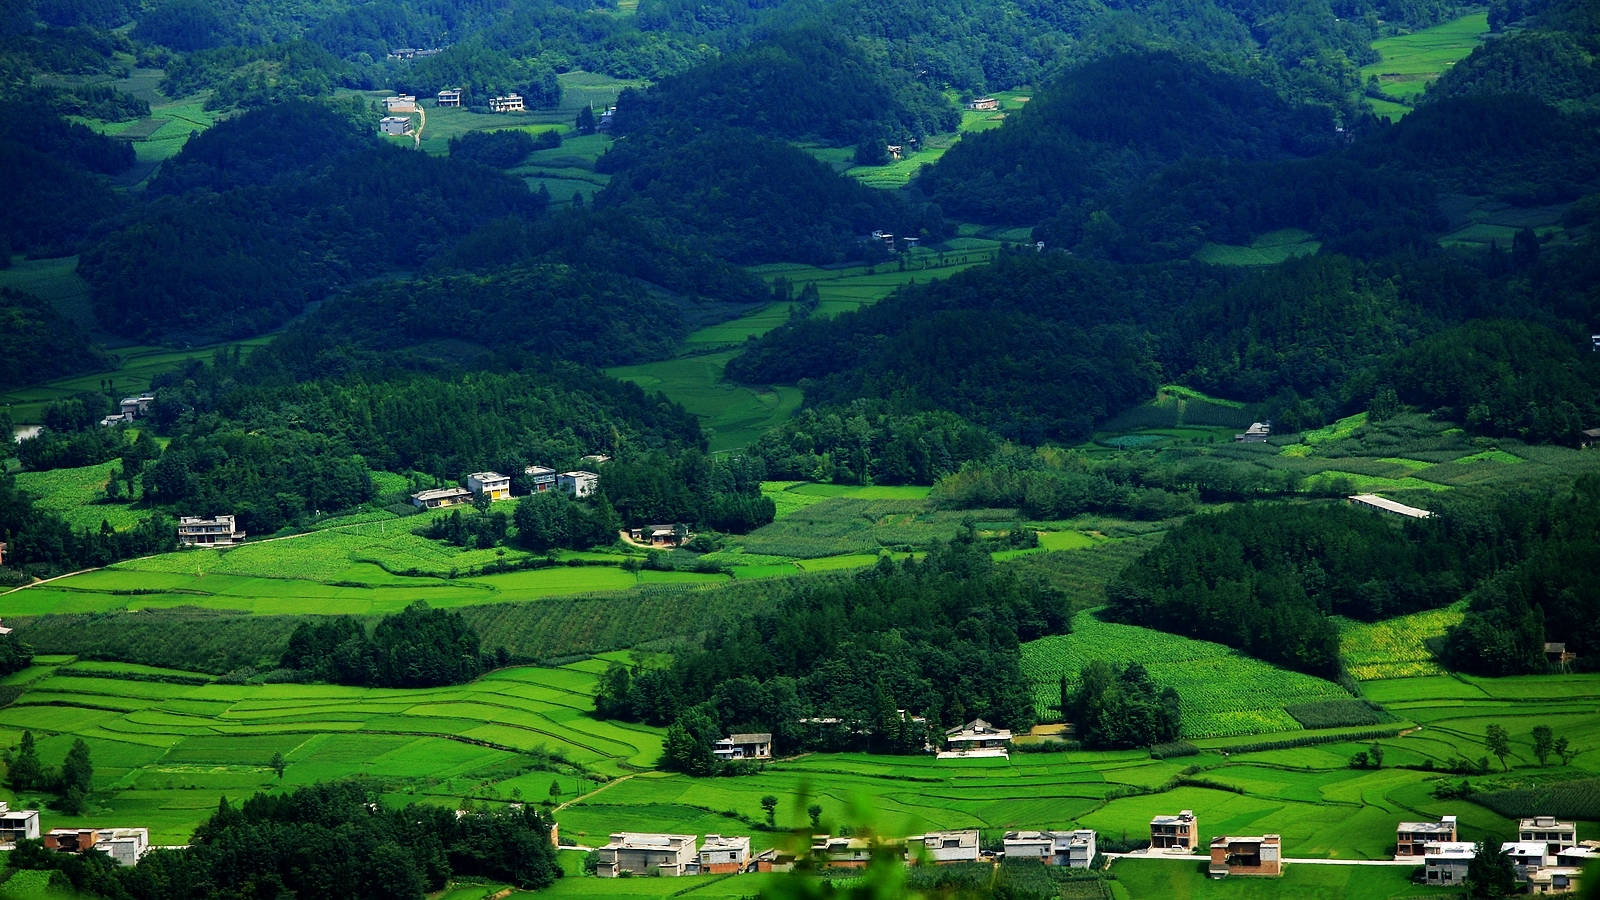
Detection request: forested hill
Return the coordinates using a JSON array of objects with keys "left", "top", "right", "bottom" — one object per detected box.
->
[
  {"left": 1425, "top": 0, "right": 1600, "bottom": 115},
  {"left": 608, "top": 27, "right": 959, "bottom": 147},
  {"left": 729, "top": 236, "right": 1600, "bottom": 443},
  {"left": 917, "top": 52, "right": 1342, "bottom": 224}
]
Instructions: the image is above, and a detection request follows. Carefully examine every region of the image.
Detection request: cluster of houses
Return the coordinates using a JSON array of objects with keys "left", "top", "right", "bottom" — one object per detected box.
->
[
  {"left": 410, "top": 459, "right": 609, "bottom": 510},
  {"left": 98, "top": 393, "right": 155, "bottom": 428},
  {"left": 0, "top": 803, "right": 149, "bottom": 868},
  {"left": 587, "top": 808, "right": 1590, "bottom": 893}
]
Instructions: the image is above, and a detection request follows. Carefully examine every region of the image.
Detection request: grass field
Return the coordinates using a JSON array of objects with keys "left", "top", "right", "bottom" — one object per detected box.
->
[
  {"left": 609, "top": 256, "right": 995, "bottom": 450},
  {"left": 1361, "top": 11, "right": 1489, "bottom": 116},
  {"left": 13, "top": 460, "right": 146, "bottom": 532},
  {"left": 1022, "top": 611, "right": 1353, "bottom": 738},
  {"left": 1108, "top": 858, "right": 1445, "bottom": 899}
]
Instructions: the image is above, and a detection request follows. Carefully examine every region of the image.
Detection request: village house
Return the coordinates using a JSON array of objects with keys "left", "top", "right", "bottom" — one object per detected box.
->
[
  {"left": 712, "top": 733, "right": 772, "bottom": 761},
  {"left": 1581, "top": 427, "right": 1600, "bottom": 449},
  {"left": 812, "top": 836, "right": 902, "bottom": 868},
  {"left": 629, "top": 524, "right": 687, "bottom": 547},
  {"left": 1558, "top": 847, "right": 1600, "bottom": 867},
  {"left": 1396, "top": 816, "right": 1457, "bottom": 856},
  {"left": 524, "top": 465, "right": 558, "bottom": 492},
  {"left": 387, "top": 48, "right": 442, "bottom": 59},
  {"left": 177, "top": 515, "right": 245, "bottom": 546},
  {"left": 1508, "top": 840, "right": 1554, "bottom": 876},
  {"left": 698, "top": 835, "right": 751, "bottom": 874},
  {"left": 886, "top": 144, "right": 903, "bottom": 160},
  {"left": 488, "top": 94, "right": 524, "bottom": 113},
  {"left": 1527, "top": 867, "right": 1583, "bottom": 894},
  {"left": 940, "top": 719, "right": 1011, "bottom": 759},
  {"left": 596, "top": 107, "right": 617, "bottom": 133},
  {"left": 595, "top": 833, "right": 698, "bottom": 877},
  {"left": 558, "top": 471, "right": 598, "bottom": 498},
  {"left": 752, "top": 847, "right": 798, "bottom": 873},
  {"left": 0, "top": 542, "right": 6, "bottom": 568},
  {"left": 384, "top": 94, "right": 417, "bottom": 112},
  {"left": 909, "top": 830, "right": 981, "bottom": 864},
  {"left": 1348, "top": 493, "right": 1434, "bottom": 519},
  {"left": 467, "top": 471, "right": 511, "bottom": 501},
  {"left": 1423, "top": 841, "right": 1475, "bottom": 885},
  {"left": 1003, "top": 830, "right": 1096, "bottom": 868},
  {"left": 379, "top": 116, "right": 414, "bottom": 136},
  {"left": 1545, "top": 642, "right": 1576, "bottom": 668},
  {"left": 0, "top": 804, "right": 40, "bottom": 845},
  {"left": 1150, "top": 810, "right": 1198, "bottom": 851},
  {"left": 120, "top": 394, "right": 155, "bottom": 419},
  {"left": 45, "top": 828, "right": 149, "bottom": 866},
  {"left": 437, "top": 88, "right": 462, "bottom": 107},
  {"left": 412, "top": 486, "right": 472, "bottom": 509},
  {"left": 0, "top": 618, "right": 11, "bottom": 636},
  {"left": 1522, "top": 817, "right": 1579, "bottom": 854},
  {"left": 1234, "top": 422, "right": 1271, "bottom": 442},
  {"left": 966, "top": 97, "right": 999, "bottom": 111},
  {"left": 1208, "top": 835, "right": 1281, "bottom": 878},
  {"left": 581, "top": 454, "right": 612, "bottom": 467}
]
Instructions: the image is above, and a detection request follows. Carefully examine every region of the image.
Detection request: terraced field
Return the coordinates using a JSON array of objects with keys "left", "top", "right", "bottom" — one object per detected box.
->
[{"left": 0, "top": 654, "right": 659, "bottom": 843}]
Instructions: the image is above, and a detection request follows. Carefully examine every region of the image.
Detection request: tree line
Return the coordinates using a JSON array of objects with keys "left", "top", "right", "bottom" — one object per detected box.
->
[
  {"left": 2, "top": 782, "right": 560, "bottom": 900},
  {"left": 279, "top": 601, "right": 493, "bottom": 687}
]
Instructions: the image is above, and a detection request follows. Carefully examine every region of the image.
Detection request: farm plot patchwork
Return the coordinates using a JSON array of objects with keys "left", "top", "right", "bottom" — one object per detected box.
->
[{"left": 1021, "top": 611, "right": 1352, "bottom": 738}]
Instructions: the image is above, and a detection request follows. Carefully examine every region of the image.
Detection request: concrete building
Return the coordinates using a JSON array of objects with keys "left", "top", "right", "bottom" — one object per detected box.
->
[
  {"left": 595, "top": 833, "right": 697, "bottom": 877},
  {"left": 1208, "top": 835, "right": 1281, "bottom": 878},
  {"left": 1422, "top": 841, "right": 1475, "bottom": 886},
  {"left": 1348, "top": 493, "right": 1434, "bottom": 519},
  {"left": 966, "top": 97, "right": 999, "bottom": 111},
  {"left": 467, "top": 471, "right": 511, "bottom": 501},
  {"left": 1002, "top": 830, "right": 1096, "bottom": 868},
  {"left": 1508, "top": 840, "right": 1554, "bottom": 875},
  {"left": 580, "top": 454, "right": 612, "bottom": 467},
  {"left": 698, "top": 835, "right": 751, "bottom": 874},
  {"left": 437, "top": 88, "right": 462, "bottom": 107},
  {"left": 488, "top": 94, "right": 524, "bottom": 112},
  {"left": 45, "top": 828, "right": 148, "bottom": 866},
  {"left": 0, "top": 804, "right": 40, "bottom": 845},
  {"left": 1527, "top": 867, "right": 1583, "bottom": 894},
  {"left": 712, "top": 733, "right": 772, "bottom": 761},
  {"left": 596, "top": 107, "right": 617, "bottom": 133},
  {"left": 1521, "top": 817, "right": 1579, "bottom": 854},
  {"left": 119, "top": 394, "right": 155, "bottom": 419},
  {"left": 412, "top": 486, "right": 472, "bottom": 509},
  {"left": 909, "top": 830, "right": 981, "bottom": 864},
  {"left": 1150, "top": 810, "right": 1198, "bottom": 851},
  {"left": 1396, "top": 816, "right": 1457, "bottom": 856},
  {"left": 559, "top": 471, "right": 598, "bottom": 498},
  {"left": 379, "top": 116, "right": 414, "bottom": 136},
  {"left": 384, "top": 94, "right": 417, "bottom": 112},
  {"left": 940, "top": 719, "right": 1011, "bottom": 759},
  {"left": 177, "top": 515, "right": 245, "bottom": 546},
  {"left": 1234, "top": 422, "right": 1271, "bottom": 442},
  {"left": 524, "top": 465, "right": 558, "bottom": 492}
]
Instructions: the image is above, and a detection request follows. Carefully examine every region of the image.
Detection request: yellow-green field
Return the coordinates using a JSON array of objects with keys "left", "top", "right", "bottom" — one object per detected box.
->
[{"left": 1361, "top": 11, "right": 1489, "bottom": 117}]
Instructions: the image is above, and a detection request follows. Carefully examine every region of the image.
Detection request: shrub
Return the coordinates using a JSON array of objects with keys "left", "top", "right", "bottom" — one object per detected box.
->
[
  {"left": 1149, "top": 741, "right": 1198, "bottom": 759},
  {"left": 1283, "top": 699, "right": 1388, "bottom": 729}
]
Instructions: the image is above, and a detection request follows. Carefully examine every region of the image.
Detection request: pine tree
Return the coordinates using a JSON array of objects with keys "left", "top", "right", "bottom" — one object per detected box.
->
[{"left": 9, "top": 731, "right": 43, "bottom": 792}]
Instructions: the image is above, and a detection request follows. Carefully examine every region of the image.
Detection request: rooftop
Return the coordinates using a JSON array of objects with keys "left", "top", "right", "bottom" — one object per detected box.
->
[
  {"left": 1152, "top": 810, "right": 1196, "bottom": 825},
  {"left": 412, "top": 487, "right": 470, "bottom": 502},
  {"left": 721, "top": 733, "right": 771, "bottom": 744},
  {"left": 1521, "top": 817, "right": 1577, "bottom": 829},
  {"left": 1349, "top": 493, "right": 1434, "bottom": 519},
  {"left": 1399, "top": 818, "right": 1457, "bottom": 833},
  {"left": 700, "top": 834, "right": 750, "bottom": 852},
  {"left": 1424, "top": 842, "right": 1476, "bottom": 860},
  {"left": 604, "top": 833, "right": 695, "bottom": 850}
]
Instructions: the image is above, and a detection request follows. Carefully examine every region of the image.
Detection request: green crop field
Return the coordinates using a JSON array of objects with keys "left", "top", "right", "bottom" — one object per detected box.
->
[
  {"left": 1022, "top": 611, "right": 1353, "bottom": 737},
  {"left": 0, "top": 653, "right": 662, "bottom": 843},
  {"left": 1109, "top": 857, "right": 1446, "bottom": 899},
  {"left": 1339, "top": 605, "right": 1463, "bottom": 680},
  {"left": 608, "top": 350, "right": 805, "bottom": 452},
  {"left": 1361, "top": 11, "right": 1489, "bottom": 115},
  {"left": 13, "top": 460, "right": 147, "bottom": 531}
]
